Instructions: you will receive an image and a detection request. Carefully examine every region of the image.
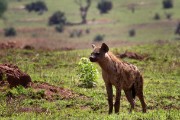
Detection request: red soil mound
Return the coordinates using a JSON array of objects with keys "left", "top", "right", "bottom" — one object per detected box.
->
[
  {"left": 0, "top": 64, "right": 32, "bottom": 87},
  {"left": 31, "top": 82, "right": 76, "bottom": 100},
  {"left": 119, "top": 51, "right": 148, "bottom": 60},
  {"left": 0, "top": 41, "right": 17, "bottom": 49}
]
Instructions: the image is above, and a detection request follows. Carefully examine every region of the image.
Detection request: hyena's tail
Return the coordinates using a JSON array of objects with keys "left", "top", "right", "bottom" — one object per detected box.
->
[{"left": 131, "top": 84, "right": 136, "bottom": 99}]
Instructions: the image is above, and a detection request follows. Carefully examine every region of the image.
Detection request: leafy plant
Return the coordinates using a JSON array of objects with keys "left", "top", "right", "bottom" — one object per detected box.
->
[
  {"left": 6, "top": 85, "right": 29, "bottom": 97},
  {"left": 77, "top": 57, "right": 98, "bottom": 88}
]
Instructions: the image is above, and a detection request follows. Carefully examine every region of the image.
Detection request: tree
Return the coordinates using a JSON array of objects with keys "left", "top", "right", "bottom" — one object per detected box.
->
[
  {"left": 25, "top": 1, "right": 48, "bottom": 15},
  {"left": 162, "top": 0, "right": 173, "bottom": 9},
  {"left": 48, "top": 11, "right": 66, "bottom": 26},
  {"left": 0, "top": 0, "right": 7, "bottom": 18},
  {"left": 97, "top": 0, "right": 113, "bottom": 14},
  {"left": 75, "top": 0, "right": 91, "bottom": 24}
]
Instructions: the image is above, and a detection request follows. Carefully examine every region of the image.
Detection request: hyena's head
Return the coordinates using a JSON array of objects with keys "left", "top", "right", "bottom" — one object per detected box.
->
[{"left": 89, "top": 43, "right": 109, "bottom": 62}]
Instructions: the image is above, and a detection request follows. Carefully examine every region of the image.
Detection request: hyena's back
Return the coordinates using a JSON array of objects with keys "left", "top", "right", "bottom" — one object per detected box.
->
[{"left": 102, "top": 52, "right": 142, "bottom": 91}]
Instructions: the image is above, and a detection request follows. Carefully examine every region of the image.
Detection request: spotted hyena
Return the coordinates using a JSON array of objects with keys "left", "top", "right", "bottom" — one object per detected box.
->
[{"left": 89, "top": 43, "right": 147, "bottom": 114}]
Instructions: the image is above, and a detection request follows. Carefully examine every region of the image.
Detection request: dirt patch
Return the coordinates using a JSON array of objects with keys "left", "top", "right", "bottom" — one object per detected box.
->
[
  {"left": 0, "top": 64, "right": 32, "bottom": 87},
  {"left": 31, "top": 81, "right": 78, "bottom": 100},
  {"left": 119, "top": 51, "right": 149, "bottom": 60},
  {"left": 0, "top": 41, "right": 18, "bottom": 49}
]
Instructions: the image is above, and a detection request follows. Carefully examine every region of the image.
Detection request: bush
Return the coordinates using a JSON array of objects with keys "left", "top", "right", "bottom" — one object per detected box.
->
[
  {"left": 48, "top": 11, "right": 66, "bottom": 26},
  {"left": 165, "top": 13, "right": 172, "bottom": 20},
  {"left": 162, "top": 0, "right": 173, "bottom": 9},
  {"left": 129, "top": 29, "right": 136, "bottom": 37},
  {"left": 25, "top": 1, "right": 48, "bottom": 14},
  {"left": 4, "top": 27, "right": 16, "bottom": 37},
  {"left": 154, "top": 13, "right": 161, "bottom": 20},
  {"left": 77, "top": 57, "right": 98, "bottom": 88},
  {"left": 94, "top": 34, "right": 105, "bottom": 42},
  {"left": 97, "top": 0, "right": 113, "bottom": 14}
]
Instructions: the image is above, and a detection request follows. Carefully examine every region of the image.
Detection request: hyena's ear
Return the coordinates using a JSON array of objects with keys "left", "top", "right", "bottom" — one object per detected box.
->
[
  {"left": 92, "top": 44, "right": 96, "bottom": 49},
  {"left": 101, "top": 43, "right": 109, "bottom": 52}
]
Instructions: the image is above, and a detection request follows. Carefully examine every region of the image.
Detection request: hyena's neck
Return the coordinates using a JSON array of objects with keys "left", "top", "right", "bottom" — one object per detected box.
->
[{"left": 98, "top": 52, "right": 121, "bottom": 73}]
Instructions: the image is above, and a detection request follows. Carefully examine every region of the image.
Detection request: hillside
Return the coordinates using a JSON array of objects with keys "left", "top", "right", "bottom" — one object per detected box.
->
[{"left": 0, "top": 0, "right": 180, "bottom": 49}]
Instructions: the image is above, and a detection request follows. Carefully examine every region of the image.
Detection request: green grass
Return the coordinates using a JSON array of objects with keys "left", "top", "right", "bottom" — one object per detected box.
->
[{"left": 0, "top": 41, "right": 179, "bottom": 119}]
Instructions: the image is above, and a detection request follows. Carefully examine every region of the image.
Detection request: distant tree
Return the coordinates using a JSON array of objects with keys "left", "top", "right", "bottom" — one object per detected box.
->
[
  {"left": 129, "top": 29, "right": 136, "bottom": 37},
  {"left": 48, "top": 11, "right": 66, "bottom": 26},
  {"left": 97, "top": 0, "right": 113, "bottom": 14},
  {"left": 4, "top": 27, "right": 16, "bottom": 37},
  {"left": 94, "top": 34, "right": 105, "bottom": 42},
  {"left": 75, "top": 0, "right": 91, "bottom": 24},
  {"left": 162, "top": 0, "right": 173, "bottom": 9},
  {"left": 25, "top": 1, "right": 48, "bottom": 15},
  {"left": 0, "top": 0, "right": 7, "bottom": 18}
]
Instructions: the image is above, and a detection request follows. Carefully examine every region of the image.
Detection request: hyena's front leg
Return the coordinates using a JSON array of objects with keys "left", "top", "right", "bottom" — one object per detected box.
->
[
  {"left": 114, "top": 87, "right": 121, "bottom": 114},
  {"left": 105, "top": 83, "right": 113, "bottom": 114}
]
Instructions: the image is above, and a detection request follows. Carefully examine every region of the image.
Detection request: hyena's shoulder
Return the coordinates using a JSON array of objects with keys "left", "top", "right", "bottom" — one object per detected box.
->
[{"left": 118, "top": 61, "right": 139, "bottom": 72}]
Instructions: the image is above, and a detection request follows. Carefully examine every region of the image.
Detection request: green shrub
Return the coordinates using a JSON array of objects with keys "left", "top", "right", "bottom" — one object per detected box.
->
[
  {"left": 77, "top": 57, "right": 98, "bottom": 88},
  {"left": 6, "top": 85, "right": 29, "bottom": 97}
]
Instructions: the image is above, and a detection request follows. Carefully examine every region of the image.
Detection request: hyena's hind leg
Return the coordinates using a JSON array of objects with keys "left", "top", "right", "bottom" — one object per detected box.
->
[
  {"left": 124, "top": 90, "right": 135, "bottom": 113},
  {"left": 136, "top": 76, "right": 147, "bottom": 113}
]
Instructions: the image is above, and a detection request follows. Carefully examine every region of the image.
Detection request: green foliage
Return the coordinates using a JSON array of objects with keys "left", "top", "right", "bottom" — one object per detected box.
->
[
  {"left": 6, "top": 85, "right": 30, "bottom": 97},
  {"left": 77, "top": 57, "right": 98, "bottom": 88},
  {"left": 0, "top": 0, "right": 7, "bottom": 18}
]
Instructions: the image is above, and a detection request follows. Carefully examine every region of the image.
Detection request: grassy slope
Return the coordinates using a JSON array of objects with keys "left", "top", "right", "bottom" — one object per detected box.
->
[
  {"left": 0, "top": 41, "right": 180, "bottom": 119},
  {"left": 0, "top": 0, "right": 180, "bottom": 49}
]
